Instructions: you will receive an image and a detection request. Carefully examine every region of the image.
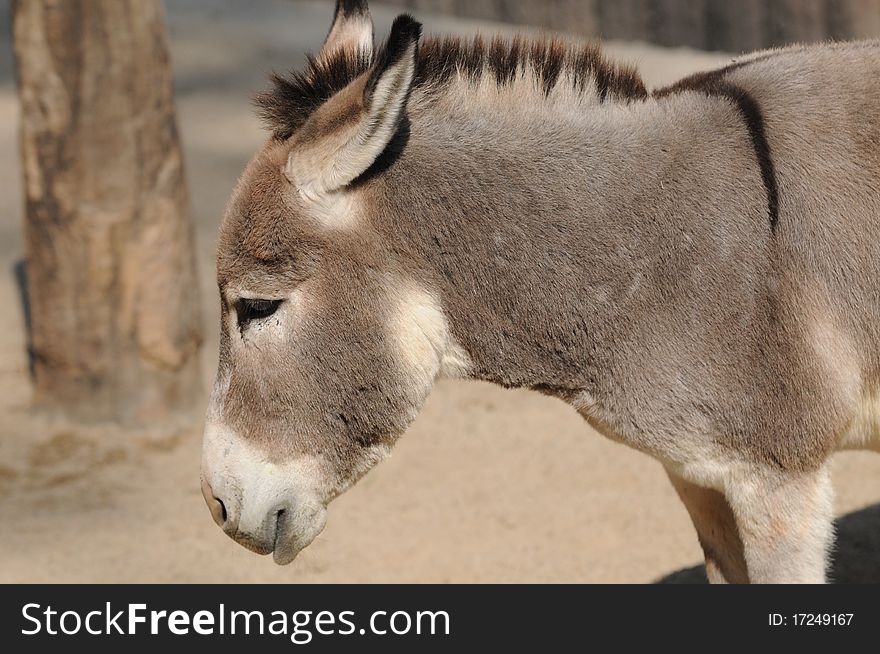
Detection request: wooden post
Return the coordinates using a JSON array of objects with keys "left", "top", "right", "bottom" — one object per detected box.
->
[{"left": 12, "top": 0, "right": 202, "bottom": 426}]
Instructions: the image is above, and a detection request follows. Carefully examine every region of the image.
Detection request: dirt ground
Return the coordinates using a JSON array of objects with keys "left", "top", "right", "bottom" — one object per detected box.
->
[{"left": 1, "top": 0, "right": 878, "bottom": 583}]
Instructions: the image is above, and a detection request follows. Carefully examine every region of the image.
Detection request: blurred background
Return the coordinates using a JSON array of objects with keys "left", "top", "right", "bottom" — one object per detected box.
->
[
  {"left": 0, "top": 0, "right": 878, "bottom": 583},
  {"left": 383, "top": 0, "right": 880, "bottom": 51}
]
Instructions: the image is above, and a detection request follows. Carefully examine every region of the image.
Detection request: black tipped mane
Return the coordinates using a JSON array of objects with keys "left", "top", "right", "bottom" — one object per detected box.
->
[
  {"left": 254, "top": 29, "right": 647, "bottom": 141},
  {"left": 255, "top": 49, "right": 372, "bottom": 141}
]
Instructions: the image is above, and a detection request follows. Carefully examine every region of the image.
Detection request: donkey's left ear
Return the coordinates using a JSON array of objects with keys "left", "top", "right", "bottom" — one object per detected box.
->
[
  {"left": 286, "top": 15, "right": 421, "bottom": 198},
  {"left": 318, "top": 0, "right": 374, "bottom": 63}
]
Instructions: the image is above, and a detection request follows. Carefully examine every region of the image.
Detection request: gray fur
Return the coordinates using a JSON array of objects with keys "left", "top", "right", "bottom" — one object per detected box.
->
[{"left": 203, "top": 3, "right": 880, "bottom": 582}]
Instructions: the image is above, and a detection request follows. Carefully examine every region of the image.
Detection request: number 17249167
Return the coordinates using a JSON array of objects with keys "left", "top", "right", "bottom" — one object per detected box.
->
[{"left": 769, "top": 614, "right": 854, "bottom": 627}]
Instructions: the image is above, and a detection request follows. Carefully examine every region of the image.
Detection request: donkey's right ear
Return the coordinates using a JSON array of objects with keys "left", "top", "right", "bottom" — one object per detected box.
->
[
  {"left": 318, "top": 0, "right": 374, "bottom": 63},
  {"left": 286, "top": 15, "right": 421, "bottom": 198}
]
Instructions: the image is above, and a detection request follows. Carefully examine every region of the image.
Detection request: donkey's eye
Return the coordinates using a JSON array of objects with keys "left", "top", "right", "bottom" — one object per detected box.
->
[{"left": 235, "top": 298, "right": 283, "bottom": 330}]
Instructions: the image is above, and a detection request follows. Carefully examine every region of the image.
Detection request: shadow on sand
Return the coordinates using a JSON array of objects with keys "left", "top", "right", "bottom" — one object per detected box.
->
[{"left": 656, "top": 503, "right": 880, "bottom": 583}]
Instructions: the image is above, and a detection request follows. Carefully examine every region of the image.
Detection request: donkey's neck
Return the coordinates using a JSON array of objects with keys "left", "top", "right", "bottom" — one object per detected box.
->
[{"left": 370, "top": 88, "right": 768, "bottom": 406}]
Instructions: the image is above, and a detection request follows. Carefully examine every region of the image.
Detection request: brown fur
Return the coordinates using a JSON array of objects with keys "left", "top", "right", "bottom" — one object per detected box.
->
[
  {"left": 655, "top": 67, "right": 779, "bottom": 230},
  {"left": 204, "top": 2, "right": 880, "bottom": 581}
]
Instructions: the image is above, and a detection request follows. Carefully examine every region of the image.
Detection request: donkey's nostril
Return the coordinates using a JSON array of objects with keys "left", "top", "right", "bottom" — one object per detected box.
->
[
  {"left": 201, "top": 477, "right": 228, "bottom": 528},
  {"left": 207, "top": 493, "right": 227, "bottom": 528}
]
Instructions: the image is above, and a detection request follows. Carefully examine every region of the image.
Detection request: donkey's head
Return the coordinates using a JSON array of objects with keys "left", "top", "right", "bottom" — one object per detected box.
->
[{"left": 200, "top": 2, "right": 461, "bottom": 564}]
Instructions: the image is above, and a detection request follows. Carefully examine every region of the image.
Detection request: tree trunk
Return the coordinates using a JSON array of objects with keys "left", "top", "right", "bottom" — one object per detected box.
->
[{"left": 12, "top": 0, "right": 202, "bottom": 426}]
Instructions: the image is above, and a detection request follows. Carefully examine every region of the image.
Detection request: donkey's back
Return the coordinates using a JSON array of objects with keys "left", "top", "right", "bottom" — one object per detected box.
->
[
  {"left": 735, "top": 43, "right": 880, "bottom": 450},
  {"left": 623, "top": 42, "right": 880, "bottom": 470},
  {"left": 731, "top": 41, "right": 880, "bottom": 303}
]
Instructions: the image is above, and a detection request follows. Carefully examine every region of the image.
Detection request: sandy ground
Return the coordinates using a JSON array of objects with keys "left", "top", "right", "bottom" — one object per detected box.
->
[{"left": 0, "top": 0, "right": 878, "bottom": 584}]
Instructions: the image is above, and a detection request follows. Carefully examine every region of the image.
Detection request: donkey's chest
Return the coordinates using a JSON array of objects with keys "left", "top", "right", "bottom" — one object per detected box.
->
[{"left": 838, "top": 386, "right": 880, "bottom": 452}]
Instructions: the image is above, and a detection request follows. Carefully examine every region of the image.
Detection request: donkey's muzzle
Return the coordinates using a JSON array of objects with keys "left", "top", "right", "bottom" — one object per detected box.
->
[
  {"left": 200, "top": 475, "right": 284, "bottom": 557},
  {"left": 200, "top": 421, "right": 329, "bottom": 564}
]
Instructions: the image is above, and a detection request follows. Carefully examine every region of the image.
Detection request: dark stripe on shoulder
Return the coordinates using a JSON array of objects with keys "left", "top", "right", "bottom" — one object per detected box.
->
[{"left": 654, "top": 66, "right": 780, "bottom": 232}]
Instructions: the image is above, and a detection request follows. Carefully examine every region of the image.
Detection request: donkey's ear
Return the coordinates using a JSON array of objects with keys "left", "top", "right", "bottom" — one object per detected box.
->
[
  {"left": 286, "top": 15, "right": 422, "bottom": 197},
  {"left": 318, "top": 0, "right": 374, "bottom": 63}
]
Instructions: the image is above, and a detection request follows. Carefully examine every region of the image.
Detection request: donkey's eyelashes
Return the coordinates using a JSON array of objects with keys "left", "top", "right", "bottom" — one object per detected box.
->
[{"left": 236, "top": 298, "right": 283, "bottom": 331}]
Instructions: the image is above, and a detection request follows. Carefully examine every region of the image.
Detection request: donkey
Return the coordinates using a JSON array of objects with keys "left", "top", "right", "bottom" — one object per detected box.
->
[{"left": 201, "top": 0, "right": 880, "bottom": 583}]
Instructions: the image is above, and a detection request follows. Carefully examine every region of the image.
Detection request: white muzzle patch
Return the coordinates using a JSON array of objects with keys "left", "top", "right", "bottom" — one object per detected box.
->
[{"left": 201, "top": 421, "right": 330, "bottom": 564}]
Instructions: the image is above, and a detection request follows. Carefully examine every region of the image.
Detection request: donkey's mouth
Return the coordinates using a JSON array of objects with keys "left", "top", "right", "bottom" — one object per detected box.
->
[
  {"left": 271, "top": 505, "right": 328, "bottom": 565},
  {"left": 272, "top": 509, "right": 297, "bottom": 565}
]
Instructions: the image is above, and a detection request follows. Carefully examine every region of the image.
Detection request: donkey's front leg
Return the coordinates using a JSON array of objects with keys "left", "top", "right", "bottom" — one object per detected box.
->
[
  {"left": 666, "top": 470, "right": 748, "bottom": 583},
  {"left": 669, "top": 463, "right": 834, "bottom": 583},
  {"left": 722, "top": 464, "right": 834, "bottom": 583}
]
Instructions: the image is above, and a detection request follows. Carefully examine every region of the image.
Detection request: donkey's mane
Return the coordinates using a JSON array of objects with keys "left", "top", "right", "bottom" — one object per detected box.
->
[{"left": 255, "top": 34, "right": 647, "bottom": 140}]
